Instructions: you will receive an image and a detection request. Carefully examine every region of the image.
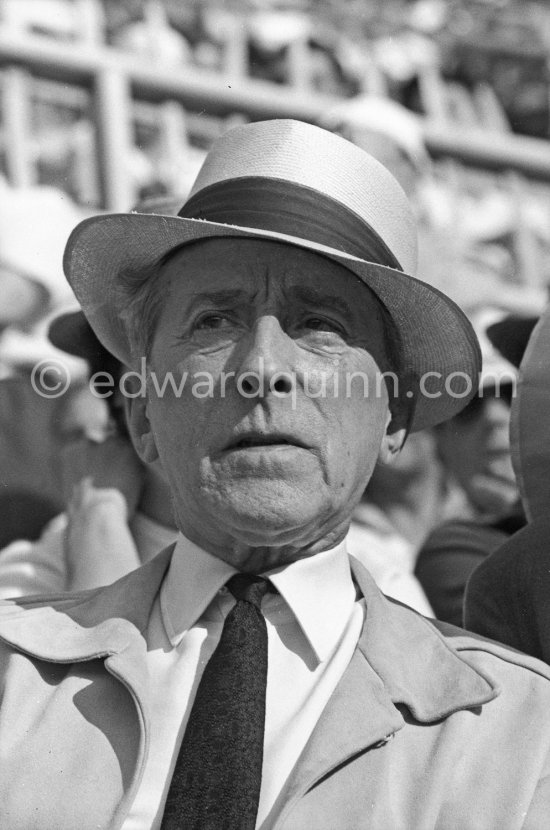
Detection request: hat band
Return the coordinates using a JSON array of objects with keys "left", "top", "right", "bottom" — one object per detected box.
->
[{"left": 179, "top": 177, "right": 402, "bottom": 270}]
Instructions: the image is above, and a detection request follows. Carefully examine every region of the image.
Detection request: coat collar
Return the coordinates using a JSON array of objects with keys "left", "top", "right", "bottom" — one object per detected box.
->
[
  {"left": 349, "top": 556, "right": 498, "bottom": 720},
  {"left": 0, "top": 545, "right": 175, "bottom": 659},
  {"left": 0, "top": 546, "right": 498, "bottom": 723}
]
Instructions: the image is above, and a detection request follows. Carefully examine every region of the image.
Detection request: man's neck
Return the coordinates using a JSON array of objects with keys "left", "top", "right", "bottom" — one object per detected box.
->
[
  {"left": 177, "top": 520, "right": 350, "bottom": 574},
  {"left": 138, "top": 472, "right": 176, "bottom": 529}
]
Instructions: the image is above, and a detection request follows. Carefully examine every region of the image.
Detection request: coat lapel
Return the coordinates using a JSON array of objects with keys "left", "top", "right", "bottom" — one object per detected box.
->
[
  {"left": 273, "top": 644, "right": 405, "bottom": 828},
  {"left": 104, "top": 638, "right": 153, "bottom": 829},
  {"left": 350, "top": 556, "right": 498, "bottom": 720},
  {"left": 275, "top": 556, "right": 499, "bottom": 824}
]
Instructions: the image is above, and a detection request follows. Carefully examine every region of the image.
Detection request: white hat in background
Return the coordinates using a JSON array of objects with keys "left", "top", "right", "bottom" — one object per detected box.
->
[
  {"left": 416, "top": 226, "right": 548, "bottom": 318},
  {"left": 321, "top": 95, "right": 430, "bottom": 174},
  {"left": 0, "top": 183, "right": 84, "bottom": 310},
  {"left": 0, "top": 314, "right": 88, "bottom": 382},
  {"left": 247, "top": 10, "right": 311, "bottom": 52}
]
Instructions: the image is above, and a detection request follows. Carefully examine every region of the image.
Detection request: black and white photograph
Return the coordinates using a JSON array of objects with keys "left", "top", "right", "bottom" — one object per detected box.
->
[{"left": 0, "top": 1, "right": 549, "bottom": 827}]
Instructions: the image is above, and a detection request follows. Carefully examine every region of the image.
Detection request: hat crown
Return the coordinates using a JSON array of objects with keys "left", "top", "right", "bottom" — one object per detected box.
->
[{"left": 188, "top": 120, "right": 417, "bottom": 276}]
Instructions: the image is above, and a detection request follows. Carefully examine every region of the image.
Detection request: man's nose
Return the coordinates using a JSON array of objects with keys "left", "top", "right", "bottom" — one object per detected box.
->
[{"left": 235, "top": 316, "right": 295, "bottom": 398}]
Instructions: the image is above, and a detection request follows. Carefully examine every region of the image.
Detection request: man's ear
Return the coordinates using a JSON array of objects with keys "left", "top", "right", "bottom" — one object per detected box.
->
[
  {"left": 378, "top": 409, "right": 407, "bottom": 465},
  {"left": 124, "top": 394, "right": 159, "bottom": 464}
]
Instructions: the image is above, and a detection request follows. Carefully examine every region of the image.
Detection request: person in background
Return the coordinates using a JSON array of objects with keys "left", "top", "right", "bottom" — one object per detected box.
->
[
  {"left": 348, "top": 429, "right": 446, "bottom": 616},
  {"left": 112, "top": 0, "right": 192, "bottom": 66},
  {"left": 465, "top": 514, "right": 550, "bottom": 662},
  {"left": 415, "top": 308, "right": 527, "bottom": 625},
  {"left": 0, "top": 309, "right": 176, "bottom": 598},
  {"left": 0, "top": 259, "right": 63, "bottom": 542},
  {"left": 463, "top": 313, "right": 550, "bottom": 657},
  {"left": 0, "top": 183, "right": 91, "bottom": 538}
]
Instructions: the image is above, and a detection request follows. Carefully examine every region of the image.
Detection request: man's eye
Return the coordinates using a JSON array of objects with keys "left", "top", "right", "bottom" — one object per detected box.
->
[
  {"left": 303, "top": 317, "right": 344, "bottom": 335},
  {"left": 196, "top": 314, "right": 232, "bottom": 330}
]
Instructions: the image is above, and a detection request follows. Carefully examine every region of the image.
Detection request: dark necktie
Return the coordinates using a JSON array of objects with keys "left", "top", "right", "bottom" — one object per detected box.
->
[{"left": 160, "top": 573, "right": 272, "bottom": 830}]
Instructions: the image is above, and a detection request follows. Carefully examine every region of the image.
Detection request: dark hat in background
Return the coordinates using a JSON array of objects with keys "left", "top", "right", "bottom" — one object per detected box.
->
[
  {"left": 49, "top": 195, "right": 185, "bottom": 363},
  {"left": 48, "top": 308, "right": 123, "bottom": 400},
  {"left": 48, "top": 308, "right": 97, "bottom": 361},
  {"left": 486, "top": 315, "right": 538, "bottom": 369}
]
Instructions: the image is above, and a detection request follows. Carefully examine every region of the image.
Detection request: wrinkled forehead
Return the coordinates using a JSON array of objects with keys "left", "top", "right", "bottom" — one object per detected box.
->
[{"left": 158, "top": 236, "right": 389, "bottom": 320}]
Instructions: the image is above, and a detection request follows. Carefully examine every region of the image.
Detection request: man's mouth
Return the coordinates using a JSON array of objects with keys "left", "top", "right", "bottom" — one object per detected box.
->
[{"left": 225, "top": 433, "right": 308, "bottom": 451}]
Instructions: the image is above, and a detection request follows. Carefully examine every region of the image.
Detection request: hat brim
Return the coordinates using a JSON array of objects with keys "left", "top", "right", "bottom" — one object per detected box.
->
[{"left": 63, "top": 212, "right": 481, "bottom": 432}]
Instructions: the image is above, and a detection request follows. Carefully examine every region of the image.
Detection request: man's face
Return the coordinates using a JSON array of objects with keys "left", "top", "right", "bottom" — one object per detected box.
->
[
  {"left": 137, "top": 238, "right": 397, "bottom": 562},
  {"left": 436, "top": 389, "right": 517, "bottom": 516}
]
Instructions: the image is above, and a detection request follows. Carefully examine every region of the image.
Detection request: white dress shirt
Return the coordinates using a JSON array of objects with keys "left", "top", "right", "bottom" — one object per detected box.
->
[{"left": 123, "top": 533, "right": 364, "bottom": 830}]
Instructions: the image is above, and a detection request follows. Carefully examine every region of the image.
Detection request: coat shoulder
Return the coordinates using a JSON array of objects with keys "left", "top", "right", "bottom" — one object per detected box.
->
[
  {"left": 0, "top": 587, "right": 98, "bottom": 614},
  {"left": 431, "top": 616, "right": 550, "bottom": 684}
]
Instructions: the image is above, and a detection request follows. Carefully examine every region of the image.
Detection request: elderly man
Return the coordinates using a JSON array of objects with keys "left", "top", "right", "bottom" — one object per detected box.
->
[{"left": 0, "top": 120, "right": 550, "bottom": 830}]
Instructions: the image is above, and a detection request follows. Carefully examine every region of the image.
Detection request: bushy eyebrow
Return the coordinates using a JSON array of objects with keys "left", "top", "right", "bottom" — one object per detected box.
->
[
  {"left": 185, "top": 289, "right": 248, "bottom": 313},
  {"left": 289, "top": 286, "right": 352, "bottom": 317}
]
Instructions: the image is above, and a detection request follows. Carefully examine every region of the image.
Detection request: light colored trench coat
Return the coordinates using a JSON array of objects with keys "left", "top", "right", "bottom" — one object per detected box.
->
[{"left": 0, "top": 547, "right": 549, "bottom": 829}]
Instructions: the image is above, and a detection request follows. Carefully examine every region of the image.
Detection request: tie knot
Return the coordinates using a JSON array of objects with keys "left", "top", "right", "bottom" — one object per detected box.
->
[{"left": 226, "top": 574, "right": 271, "bottom": 608}]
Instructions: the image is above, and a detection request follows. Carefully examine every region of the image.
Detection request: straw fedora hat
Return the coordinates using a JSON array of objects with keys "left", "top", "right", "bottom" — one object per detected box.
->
[{"left": 63, "top": 119, "right": 480, "bottom": 432}]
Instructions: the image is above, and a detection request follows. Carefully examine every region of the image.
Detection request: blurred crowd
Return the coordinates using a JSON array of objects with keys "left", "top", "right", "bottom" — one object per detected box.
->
[
  {"left": 3, "top": 0, "right": 549, "bottom": 136},
  {"left": 2, "top": 0, "right": 550, "bottom": 204},
  {"left": 1, "top": 0, "right": 550, "bottom": 643}
]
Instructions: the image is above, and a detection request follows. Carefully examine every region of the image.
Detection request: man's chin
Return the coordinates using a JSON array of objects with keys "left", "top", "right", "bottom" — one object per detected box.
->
[{"left": 202, "top": 485, "right": 327, "bottom": 548}]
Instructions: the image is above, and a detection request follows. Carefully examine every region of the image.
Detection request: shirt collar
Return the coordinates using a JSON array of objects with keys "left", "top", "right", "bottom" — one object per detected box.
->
[
  {"left": 161, "top": 534, "right": 238, "bottom": 646},
  {"left": 0, "top": 548, "right": 503, "bottom": 724},
  {"left": 161, "top": 534, "right": 356, "bottom": 662},
  {"left": 266, "top": 541, "right": 355, "bottom": 662}
]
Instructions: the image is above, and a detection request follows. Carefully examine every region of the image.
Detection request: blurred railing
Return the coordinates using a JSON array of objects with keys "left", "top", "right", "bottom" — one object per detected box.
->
[
  {"left": 1, "top": 9, "right": 550, "bottom": 205},
  {"left": 0, "top": 1, "right": 549, "bottom": 301}
]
